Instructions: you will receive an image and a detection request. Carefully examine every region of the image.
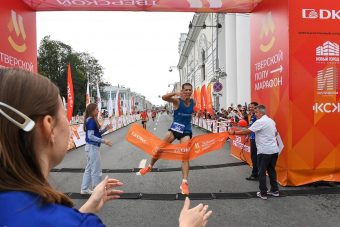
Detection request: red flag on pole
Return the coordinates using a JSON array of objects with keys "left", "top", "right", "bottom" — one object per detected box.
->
[
  {"left": 67, "top": 64, "right": 74, "bottom": 122},
  {"left": 206, "top": 83, "right": 214, "bottom": 116},
  {"left": 201, "top": 84, "right": 207, "bottom": 112}
]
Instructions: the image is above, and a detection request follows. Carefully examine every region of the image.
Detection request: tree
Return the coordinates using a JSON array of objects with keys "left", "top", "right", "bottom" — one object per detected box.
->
[{"left": 37, "top": 36, "right": 109, "bottom": 116}]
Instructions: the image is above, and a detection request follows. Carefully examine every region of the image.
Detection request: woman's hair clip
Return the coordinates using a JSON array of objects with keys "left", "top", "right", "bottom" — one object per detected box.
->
[{"left": 0, "top": 102, "right": 35, "bottom": 132}]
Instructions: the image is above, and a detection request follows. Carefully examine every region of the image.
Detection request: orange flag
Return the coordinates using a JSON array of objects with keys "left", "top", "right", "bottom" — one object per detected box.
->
[
  {"left": 201, "top": 84, "right": 207, "bottom": 112},
  {"left": 126, "top": 123, "right": 233, "bottom": 161},
  {"left": 196, "top": 87, "right": 201, "bottom": 112},
  {"left": 67, "top": 64, "right": 74, "bottom": 122},
  {"left": 206, "top": 83, "right": 214, "bottom": 116}
]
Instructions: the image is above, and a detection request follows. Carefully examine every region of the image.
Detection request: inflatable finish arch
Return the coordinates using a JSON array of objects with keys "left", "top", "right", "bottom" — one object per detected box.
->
[{"left": 0, "top": 0, "right": 339, "bottom": 186}]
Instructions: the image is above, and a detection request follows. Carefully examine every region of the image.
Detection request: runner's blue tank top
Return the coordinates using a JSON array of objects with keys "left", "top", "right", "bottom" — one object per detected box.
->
[{"left": 173, "top": 99, "right": 194, "bottom": 133}]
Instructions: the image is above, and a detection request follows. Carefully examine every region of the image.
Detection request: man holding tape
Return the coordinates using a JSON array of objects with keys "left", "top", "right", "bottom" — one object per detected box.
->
[
  {"left": 229, "top": 105, "right": 280, "bottom": 200},
  {"left": 139, "top": 83, "right": 195, "bottom": 195}
]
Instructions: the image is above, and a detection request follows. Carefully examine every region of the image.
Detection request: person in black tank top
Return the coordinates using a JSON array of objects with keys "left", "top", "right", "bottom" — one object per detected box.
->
[{"left": 139, "top": 83, "right": 195, "bottom": 195}]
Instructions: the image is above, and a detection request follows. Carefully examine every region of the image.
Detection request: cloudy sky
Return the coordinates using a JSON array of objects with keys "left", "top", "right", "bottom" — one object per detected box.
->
[{"left": 36, "top": 11, "right": 194, "bottom": 106}]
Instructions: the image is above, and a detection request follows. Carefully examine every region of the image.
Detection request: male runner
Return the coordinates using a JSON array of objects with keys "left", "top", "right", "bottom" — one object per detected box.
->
[
  {"left": 139, "top": 83, "right": 195, "bottom": 195},
  {"left": 140, "top": 110, "right": 148, "bottom": 129},
  {"left": 151, "top": 110, "right": 157, "bottom": 121}
]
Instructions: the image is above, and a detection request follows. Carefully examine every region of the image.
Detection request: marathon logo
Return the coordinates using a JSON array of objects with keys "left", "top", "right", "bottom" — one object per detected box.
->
[
  {"left": 313, "top": 103, "right": 340, "bottom": 113},
  {"left": 302, "top": 9, "right": 340, "bottom": 20}
]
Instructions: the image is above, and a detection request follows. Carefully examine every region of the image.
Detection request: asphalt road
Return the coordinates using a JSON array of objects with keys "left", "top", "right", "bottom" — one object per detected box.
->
[{"left": 49, "top": 113, "right": 340, "bottom": 227}]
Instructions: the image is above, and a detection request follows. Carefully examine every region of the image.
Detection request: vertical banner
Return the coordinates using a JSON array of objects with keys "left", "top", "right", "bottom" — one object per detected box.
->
[
  {"left": 201, "top": 84, "right": 207, "bottom": 112},
  {"left": 0, "top": 0, "right": 37, "bottom": 71},
  {"left": 67, "top": 64, "right": 74, "bottom": 122},
  {"left": 115, "top": 88, "right": 121, "bottom": 117},
  {"left": 196, "top": 87, "right": 202, "bottom": 113},
  {"left": 206, "top": 83, "right": 214, "bottom": 116},
  {"left": 288, "top": 0, "right": 340, "bottom": 185},
  {"left": 251, "top": 0, "right": 290, "bottom": 185},
  {"left": 108, "top": 90, "right": 113, "bottom": 117}
]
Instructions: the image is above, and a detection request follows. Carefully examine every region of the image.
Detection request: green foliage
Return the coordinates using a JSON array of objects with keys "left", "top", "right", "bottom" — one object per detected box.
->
[{"left": 37, "top": 36, "right": 109, "bottom": 116}]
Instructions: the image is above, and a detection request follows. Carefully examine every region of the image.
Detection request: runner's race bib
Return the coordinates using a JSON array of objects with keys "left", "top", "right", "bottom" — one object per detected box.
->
[{"left": 170, "top": 122, "right": 185, "bottom": 134}]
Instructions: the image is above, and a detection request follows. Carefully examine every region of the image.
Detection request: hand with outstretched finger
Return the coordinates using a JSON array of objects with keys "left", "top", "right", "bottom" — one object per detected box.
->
[
  {"left": 79, "top": 176, "right": 124, "bottom": 213},
  {"left": 179, "top": 197, "right": 212, "bottom": 227}
]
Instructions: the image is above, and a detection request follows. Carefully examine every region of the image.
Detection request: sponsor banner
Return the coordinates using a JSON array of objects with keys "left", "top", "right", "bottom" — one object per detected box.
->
[
  {"left": 71, "top": 124, "right": 86, "bottom": 147},
  {"left": 251, "top": 0, "right": 290, "bottom": 184},
  {"left": 126, "top": 123, "right": 233, "bottom": 161},
  {"left": 213, "top": 121, "right": 217, "bottom": 133},
  {"left": 202, "top": 119, "right": 207, "bottom": 130},
  {"left": 206, "top": 119, "right": 212, "bottom": 132},
  {"left": 289, "top": 0, "right": 340, "bottom": 185},
  {"left": 0, "top": 0, "right": 37, "bottom": 71},
  {"left": 229, "top": 127, "right": 251, "bottom": 165},
  {"left": 21, "top": 0, "right": 260, "bottom": 12}
]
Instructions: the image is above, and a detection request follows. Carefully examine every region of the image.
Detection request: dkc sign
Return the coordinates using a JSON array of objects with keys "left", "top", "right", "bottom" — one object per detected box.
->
[
  {"left": 302, "top": 9, "right": 340, "bottom": 20},
  {"left": 313, "top": 103, "right": 340, "bottom": 113}
]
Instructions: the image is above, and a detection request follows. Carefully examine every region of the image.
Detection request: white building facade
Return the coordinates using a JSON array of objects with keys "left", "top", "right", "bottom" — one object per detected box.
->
[{"left": 177, "top": 13, "right": 251, "bottom": 110}]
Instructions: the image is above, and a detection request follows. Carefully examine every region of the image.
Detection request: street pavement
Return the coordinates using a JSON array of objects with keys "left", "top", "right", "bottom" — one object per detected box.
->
[{"left": 49, "top": 113, "right": 340, "bottom": 227}]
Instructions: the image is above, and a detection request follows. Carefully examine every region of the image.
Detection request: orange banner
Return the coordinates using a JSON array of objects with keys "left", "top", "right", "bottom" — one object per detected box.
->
[
  {"left": 196, "top": 87, "right": 201, "bottom": 112},
  {"left": 201, "top": 84, "right": 207, "bottom": 112},
  {"left": 0, "top": 0, "right": 37, "bottom": 72},
  {"left": 126, "top": 123, "right": 233, "bottom": 161},
  {"left": 67, "top": 64, "right": 74, "bottom": 122},
  {"left": 206, "top": 83, "right": 214, "bottom": 116},
  {"left": 21, "top": 0, "right": 261, "bottom": 12}
]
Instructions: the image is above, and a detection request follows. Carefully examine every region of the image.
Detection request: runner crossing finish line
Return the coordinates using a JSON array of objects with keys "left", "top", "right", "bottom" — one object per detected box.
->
[{"left": 126, "top": 83, "right": 233, "bottom": 195}]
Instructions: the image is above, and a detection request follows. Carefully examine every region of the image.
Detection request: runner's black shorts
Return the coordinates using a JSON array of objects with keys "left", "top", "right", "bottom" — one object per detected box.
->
[
  {"left": 168, "top": 129, "right": 192, "bottom": 140},
  {"left": 142, "top": 120, "right": 147, "bottom": 124}
]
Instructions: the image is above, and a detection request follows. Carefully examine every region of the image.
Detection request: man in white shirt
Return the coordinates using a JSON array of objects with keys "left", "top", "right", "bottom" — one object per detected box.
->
[{"left": 229, "top": 105, "right": 279, "bottom": 200}]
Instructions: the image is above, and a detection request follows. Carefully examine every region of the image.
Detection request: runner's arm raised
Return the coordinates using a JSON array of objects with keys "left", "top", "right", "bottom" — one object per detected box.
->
[{"left": 162, "top": 92, "right": 180, "bottom": 108}]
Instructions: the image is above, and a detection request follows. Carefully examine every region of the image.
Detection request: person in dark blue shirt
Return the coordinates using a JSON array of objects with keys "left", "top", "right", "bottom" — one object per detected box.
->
[
  {"left": 81, "top": 103, "right": 112, "bottom": 194},
  {"left": 139, "top": 83, "right": 195, "bottom": 195}
]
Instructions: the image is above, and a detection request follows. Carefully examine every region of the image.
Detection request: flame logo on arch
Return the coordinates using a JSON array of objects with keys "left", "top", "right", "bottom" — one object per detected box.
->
[
  {"left": 8, "top": 10, "right": 27, "bottom": 53},
  {"left": 259, "top": 12, "right": 276, "bottom": 53}
]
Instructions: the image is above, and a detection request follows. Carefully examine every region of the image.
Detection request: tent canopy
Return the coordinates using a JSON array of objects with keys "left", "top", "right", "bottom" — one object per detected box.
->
[{"left": 22, "top": 0, "right": 262, "bottom": 12}]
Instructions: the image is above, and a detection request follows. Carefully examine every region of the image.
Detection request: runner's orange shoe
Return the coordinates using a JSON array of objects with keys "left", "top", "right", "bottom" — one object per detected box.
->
[
  {"left": 139, "top": 165, "right": 152, "bottom": 176},
  {"left": 180, "top": 181, "right": 190, "bottom": 195}
]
